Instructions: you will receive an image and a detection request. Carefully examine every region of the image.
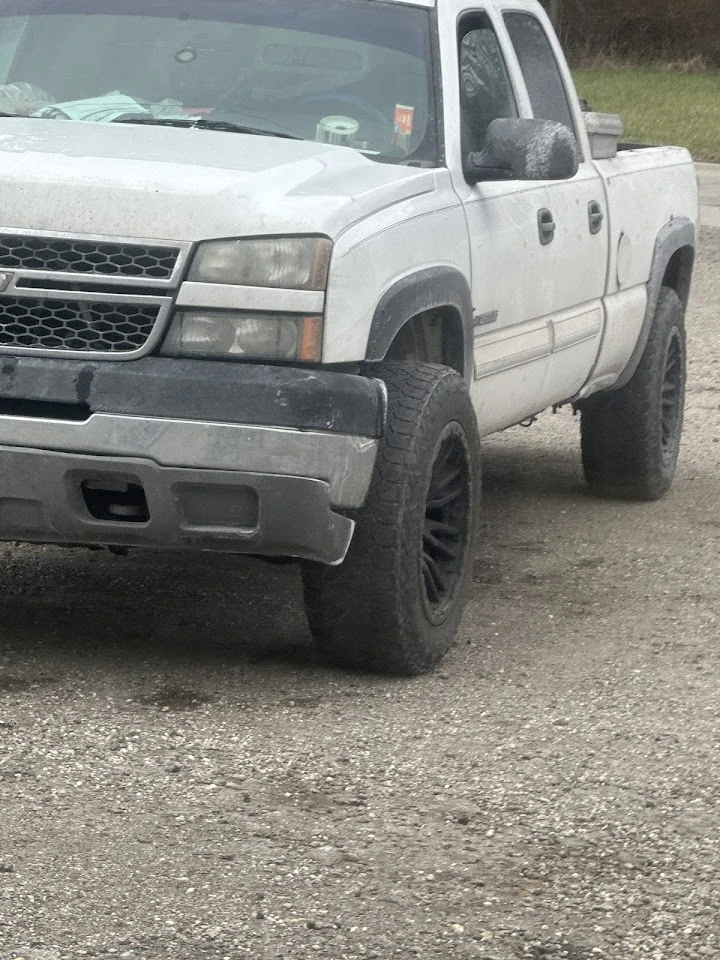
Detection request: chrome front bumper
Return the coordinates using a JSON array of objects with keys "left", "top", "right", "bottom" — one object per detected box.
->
[{"left": 0, "top": 415, "right": 379, "bottom": 564}]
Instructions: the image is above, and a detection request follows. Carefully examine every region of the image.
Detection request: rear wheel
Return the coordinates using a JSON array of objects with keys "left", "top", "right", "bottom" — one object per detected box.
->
[
  {"left": 302, "top": 362, "right": 480, "bottom": 676},
  {"left": 581, "top": 286, "right": 686, "bottom": 501}
]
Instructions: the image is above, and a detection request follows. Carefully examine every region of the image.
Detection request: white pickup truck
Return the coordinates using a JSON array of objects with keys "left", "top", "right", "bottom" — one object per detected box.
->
[{"left": 0, "top": 0, "right": 698, "bottom": 674}]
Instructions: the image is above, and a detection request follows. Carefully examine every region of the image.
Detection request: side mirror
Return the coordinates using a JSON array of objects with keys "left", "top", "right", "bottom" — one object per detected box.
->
[{"left": 464, "top": 118, "right": 580, "bottom": 184}]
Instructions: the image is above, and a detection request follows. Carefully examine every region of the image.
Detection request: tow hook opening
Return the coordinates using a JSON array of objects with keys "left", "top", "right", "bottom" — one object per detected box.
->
[{"left": 81, "top": 478, "right": 150, "bottom": 524}]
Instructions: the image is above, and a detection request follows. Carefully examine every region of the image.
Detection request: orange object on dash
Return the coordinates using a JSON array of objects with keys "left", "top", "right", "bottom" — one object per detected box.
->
[{"left": 394, "top": 104, "right": 414, "bottom": 138}]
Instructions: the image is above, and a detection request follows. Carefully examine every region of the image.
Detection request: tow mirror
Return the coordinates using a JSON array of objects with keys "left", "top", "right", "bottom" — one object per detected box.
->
[{"left": 464, "top": 118, "right": 580, "bottom": 184}]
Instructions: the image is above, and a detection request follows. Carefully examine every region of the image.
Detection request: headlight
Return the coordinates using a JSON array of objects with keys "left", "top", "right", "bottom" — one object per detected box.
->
[
  {"left": 162, "top": 310, "right": 323, "bottom": 363},
  {"left": 188, "top": 237, "right": 332, "bottom": 290}
]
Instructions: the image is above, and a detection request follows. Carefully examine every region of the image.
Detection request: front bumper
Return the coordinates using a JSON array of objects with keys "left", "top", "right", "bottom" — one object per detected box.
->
[{"left": 0, "top": 357, "right": 384, "bottom": 564}]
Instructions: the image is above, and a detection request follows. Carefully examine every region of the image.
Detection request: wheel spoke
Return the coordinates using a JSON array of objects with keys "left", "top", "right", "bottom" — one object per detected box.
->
[
  {"left": 420, "top": 427, "right": 471, "bottom": 613},
  {"left": 423, "top": 530, "right": 457, "bottom": 561},
  {"left": 423, "top": 554, "right": 446, "bottom": 599},
  {"left": 659, "top": 333, "right": 684, "bottom": 456},
  {"left": 427, "top": 519, "right": 461, "bottom": 539},
  {"left": 422, "top": 558, "right": 441, "bottom": 604},
  {"left": 430, "top": 464, "right": 462, "bottom": 494},
  {"left": 431, "top": 441, "right": 456, "bottom": 477},
  {"left": 426, "top": 480, "right": 465, "bottom": 511}
]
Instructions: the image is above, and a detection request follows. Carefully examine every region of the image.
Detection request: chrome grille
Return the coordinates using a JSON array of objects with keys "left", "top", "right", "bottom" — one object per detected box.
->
[
  {"left": 0, "top": 235, "right": 179, "bottom": 279},
  {"left": 0, "top": 298, "right": 160, "bottom": 353},
  {"left": 0, "top": 230, "right": 189, "bottom": 359}
]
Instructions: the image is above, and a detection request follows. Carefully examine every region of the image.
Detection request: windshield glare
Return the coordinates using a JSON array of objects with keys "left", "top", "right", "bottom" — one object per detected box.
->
[{"left": 0, "top": 0, "right": 435, "bottom": 163}]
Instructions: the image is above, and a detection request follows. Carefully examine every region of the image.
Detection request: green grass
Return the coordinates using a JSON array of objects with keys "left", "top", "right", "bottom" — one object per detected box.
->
[{"left": 573, "top": 68, "right": 720, "bottom": 163}]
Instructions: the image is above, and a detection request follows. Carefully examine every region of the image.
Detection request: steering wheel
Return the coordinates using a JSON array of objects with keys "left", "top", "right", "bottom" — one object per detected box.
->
[{"left": 296, "top": 93, "right": 389, "bottom": 127}]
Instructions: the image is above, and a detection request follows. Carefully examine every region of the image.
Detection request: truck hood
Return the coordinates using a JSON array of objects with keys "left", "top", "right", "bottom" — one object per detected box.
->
[{"left": 0, "top": 119, "right": 436, "bottom": 242}]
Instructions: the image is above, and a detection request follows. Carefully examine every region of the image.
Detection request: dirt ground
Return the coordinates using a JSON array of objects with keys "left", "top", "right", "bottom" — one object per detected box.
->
[{"left": 1, "top": 223, "right": 719, "bottom": 959}]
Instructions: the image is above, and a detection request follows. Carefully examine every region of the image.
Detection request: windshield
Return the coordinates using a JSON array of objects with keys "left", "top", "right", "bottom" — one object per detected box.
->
[{"left": 0, "top": 0, "right": 437, "bottom": 164}]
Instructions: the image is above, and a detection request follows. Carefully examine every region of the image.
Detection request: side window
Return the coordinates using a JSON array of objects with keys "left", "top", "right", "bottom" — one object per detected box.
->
[
  {"left": 503, "top": 12, "right": 575, "bottom": 133},
  {"left": 458, "top": 15, "right": 517, "bottom": 156},
  {"left": 0, "top": 18, "right": 27, "bottom": 84}
]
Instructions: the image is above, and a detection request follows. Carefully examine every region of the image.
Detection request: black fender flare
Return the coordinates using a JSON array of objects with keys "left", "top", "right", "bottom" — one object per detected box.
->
[
  {"left": 614, "top": 217, "right": 695, "bottom": 391},
  {"left": 365, "top": 266, "right": 474, "bottom": 384}
]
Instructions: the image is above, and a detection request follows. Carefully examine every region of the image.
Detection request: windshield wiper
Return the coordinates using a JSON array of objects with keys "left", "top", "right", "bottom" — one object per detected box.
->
[{"left": 113, "top": 114, "right": 302, "bottom": 140}]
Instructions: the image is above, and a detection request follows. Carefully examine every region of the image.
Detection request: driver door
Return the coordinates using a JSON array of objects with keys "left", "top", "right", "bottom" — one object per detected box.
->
[{"left": 446, "top": 9, "right": 556, "bottom": 435}]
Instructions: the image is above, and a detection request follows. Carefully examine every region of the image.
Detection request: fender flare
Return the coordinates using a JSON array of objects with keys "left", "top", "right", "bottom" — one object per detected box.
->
[
  {"left": 614, "top": 217, "right": 695, "bottom": 391},
  {"left": 365, "top": 266, "right": 475, "bottom": 384}
]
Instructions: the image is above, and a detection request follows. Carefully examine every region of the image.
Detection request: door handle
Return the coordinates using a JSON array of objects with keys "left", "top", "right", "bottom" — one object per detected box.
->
[
  {"left": 538, "top": 208, "right": 556, "bottom": 246},
  {"left": 588, "top": 201, "right": 604, "bottom": 235}
]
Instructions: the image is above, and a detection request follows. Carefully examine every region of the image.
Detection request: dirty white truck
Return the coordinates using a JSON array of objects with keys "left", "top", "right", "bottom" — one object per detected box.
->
[{"left": 0, "top": 0, "right": 698, "bottom": 674}]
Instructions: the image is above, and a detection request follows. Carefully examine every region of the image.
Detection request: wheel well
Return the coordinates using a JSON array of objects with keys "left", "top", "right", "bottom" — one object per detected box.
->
[
  {"left": 384, "top": 308, "right": 465, "bottom": 376},
  {"left": 662, "top": 245, "right": 695, "bottom": 309}
]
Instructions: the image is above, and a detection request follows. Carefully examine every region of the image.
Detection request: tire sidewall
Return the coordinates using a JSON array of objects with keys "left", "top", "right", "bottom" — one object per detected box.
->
[
  {"left": 658, "top": 319, "right": 686, "bottom": 478},
  {"left": 644, "top": 293, "right": 687, "bottom": 489}
]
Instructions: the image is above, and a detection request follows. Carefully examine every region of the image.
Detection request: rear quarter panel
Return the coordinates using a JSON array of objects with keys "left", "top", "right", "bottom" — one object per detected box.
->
[
  {"left": 595, "top": 146, "right": 698, "bottom": 297},
  {"left": 577, "top": 146, "right": 698, "bottom": 395}
]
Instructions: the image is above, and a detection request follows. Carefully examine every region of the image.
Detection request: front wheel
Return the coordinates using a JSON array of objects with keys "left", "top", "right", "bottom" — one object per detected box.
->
[
  {"left": 581, "top": 286, "right": 687, "bottom": 501},
  {"left": 302, "top": 362, "right": 481, "bottom": 676}
]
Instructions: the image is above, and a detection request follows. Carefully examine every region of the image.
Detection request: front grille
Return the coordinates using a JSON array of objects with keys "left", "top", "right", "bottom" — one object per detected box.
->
[
  {"left": 0, "top": 235, "right": 179, "bottom": 279},
  {"left": 0, "top": 230, "right": 188, "bottom": 358},
  {"left": 0, "top": 298, "right": 160, "bottom": 353}
]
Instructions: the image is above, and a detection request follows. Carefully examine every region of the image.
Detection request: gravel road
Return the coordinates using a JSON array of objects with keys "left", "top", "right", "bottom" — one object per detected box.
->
[{"left": 1, "top": 223, "right": 719, "bottom": 960}]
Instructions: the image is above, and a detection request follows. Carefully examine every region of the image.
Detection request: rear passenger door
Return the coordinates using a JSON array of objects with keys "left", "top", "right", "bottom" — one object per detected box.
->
[{"left": 502, "top": 5, "right": 610, "bottom": 404}]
